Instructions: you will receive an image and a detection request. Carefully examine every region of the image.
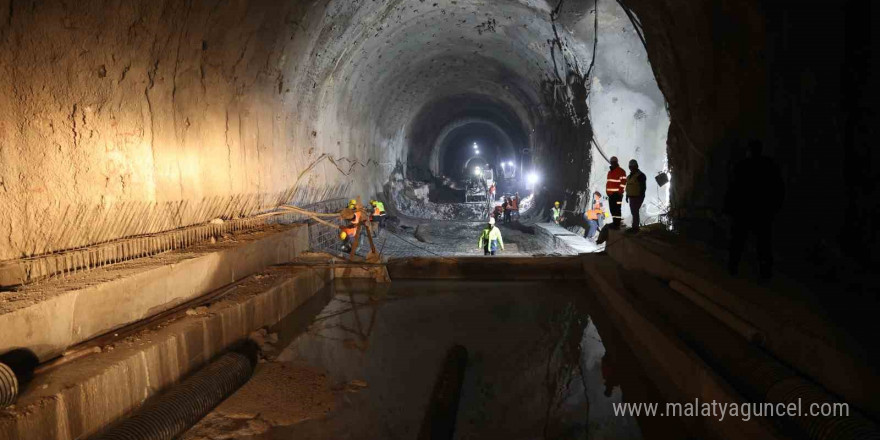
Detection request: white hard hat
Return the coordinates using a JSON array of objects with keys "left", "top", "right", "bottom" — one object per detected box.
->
[{"left": 489, "top": 217, "right": 496, "bottom": 225}]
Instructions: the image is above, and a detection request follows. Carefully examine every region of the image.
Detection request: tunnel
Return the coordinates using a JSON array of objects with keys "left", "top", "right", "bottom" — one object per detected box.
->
[{"left": 0, "top": 0, "right": 878, "bottom": 439}]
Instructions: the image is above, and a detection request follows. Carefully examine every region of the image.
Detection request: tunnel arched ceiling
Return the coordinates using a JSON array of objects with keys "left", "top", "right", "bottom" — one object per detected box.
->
[{"left": 0, "top": 0, "right": 669, "bottom": 259}]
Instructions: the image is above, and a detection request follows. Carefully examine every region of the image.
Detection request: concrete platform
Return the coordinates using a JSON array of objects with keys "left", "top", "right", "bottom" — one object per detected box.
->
[
  {"left": 603, "top": 229, "right": 880, "bottom": 420},
  {"left": 0, "top": 265, "right": 331, "bottom": 440},
  {"left": 534, "top": 223, "right": 601, "bottom": 254},
  {"left": 582, "top": 257, "right": 780, "bottom": 439},
  {"left": 386, "top": 256, "right": 587, "bottom": 280},
  {"left": 0, "top": 224, "right": 309, "bottom": 362}
]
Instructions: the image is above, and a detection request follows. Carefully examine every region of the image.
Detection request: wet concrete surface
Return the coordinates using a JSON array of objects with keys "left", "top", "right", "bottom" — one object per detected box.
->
[
  {"left": 188, "top": 277, "right": 687, "bottom": 439},
  {"left": 347, "top": 221, "right": 558, "bottom": 259}
]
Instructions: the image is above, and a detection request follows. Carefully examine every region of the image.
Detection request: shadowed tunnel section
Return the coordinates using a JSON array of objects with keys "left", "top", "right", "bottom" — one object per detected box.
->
[{"left": 407, "top": 95, "right": 527, "bottom": 181}]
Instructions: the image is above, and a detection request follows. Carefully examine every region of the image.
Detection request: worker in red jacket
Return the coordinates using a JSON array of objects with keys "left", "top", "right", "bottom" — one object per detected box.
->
[{"left": 605, "top": 156, "right": 627, "bottom": 229}]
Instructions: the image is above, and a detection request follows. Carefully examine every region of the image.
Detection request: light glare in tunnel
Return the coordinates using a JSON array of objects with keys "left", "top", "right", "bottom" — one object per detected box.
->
[{"left": 527, "top": 172, "right": 539, "bottom": 185}]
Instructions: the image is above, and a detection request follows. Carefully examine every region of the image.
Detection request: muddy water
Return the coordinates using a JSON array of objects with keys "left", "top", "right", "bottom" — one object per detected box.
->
[{"left": 237, "top": 278, "right": 644, "bottom": 440}]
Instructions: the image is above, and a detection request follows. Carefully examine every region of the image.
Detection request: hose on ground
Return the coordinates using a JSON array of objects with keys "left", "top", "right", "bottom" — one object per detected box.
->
[
  {"left": 92, "top": 343, "right": 257, "bottom": 440},
  {"left": 0, "top": 362, "right": 17, "bottom": 408}
]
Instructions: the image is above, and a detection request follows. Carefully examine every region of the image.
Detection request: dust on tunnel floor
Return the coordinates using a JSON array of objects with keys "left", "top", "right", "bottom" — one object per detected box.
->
[{"left": 186, "top": 278, "right": 644, "bottom": 440}]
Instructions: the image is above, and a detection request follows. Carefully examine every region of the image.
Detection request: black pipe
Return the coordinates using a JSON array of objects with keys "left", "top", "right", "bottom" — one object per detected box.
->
[
  {"left": 92, "top": 342, "right": 258, "bottom": 440},
  {"left": 418, "top": 345, "right": 469, "bottom": 440},
  {"left": 0, "top": 362, "right": 16, "bottom": 408},
  {"left": 0, "top": 348, "right": 38, "bottom": 408}
]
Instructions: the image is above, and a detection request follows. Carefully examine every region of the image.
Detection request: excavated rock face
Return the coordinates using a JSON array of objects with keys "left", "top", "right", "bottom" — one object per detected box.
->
[{"left": 0, "top": 0, "right": 668, "bottom": 259}]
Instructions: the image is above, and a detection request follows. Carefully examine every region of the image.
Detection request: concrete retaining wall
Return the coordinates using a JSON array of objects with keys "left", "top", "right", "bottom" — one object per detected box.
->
[
  {"left": 0, "top": 225, "right": 309, "bottom": 362},
  {"left": 0, "top": 265, "right": 330, "bottom": 440},
  {"left": 582, "top": 257, "right": 779, "bottom": 439},
  {"left": 533, "top": 223, "right": 600, "bottom": 254},
  {"left": 602, "top": 230, "right": 879, "bottom": 419}
]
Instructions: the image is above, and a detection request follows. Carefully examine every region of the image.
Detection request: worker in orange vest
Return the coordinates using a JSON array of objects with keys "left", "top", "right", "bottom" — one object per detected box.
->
[
  {"left": 606, "top": 156, "right": 627, "bottom": 229},
  {"left": 509, "top": 192, "right": 520, "bottom": 221},
  {"left": 339, "top": 199, "right": 361, "bottom": 252},
  {"left": 584, "top": 191, "right": 607, "bottom": 240}
]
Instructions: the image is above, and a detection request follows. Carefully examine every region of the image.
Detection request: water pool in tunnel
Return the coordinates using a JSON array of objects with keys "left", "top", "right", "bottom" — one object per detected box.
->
[{"left": 183, "top": 278, "right": 689, "bottom": 440}]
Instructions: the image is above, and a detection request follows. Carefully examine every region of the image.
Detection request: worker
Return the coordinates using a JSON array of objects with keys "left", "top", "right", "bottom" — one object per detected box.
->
[
  {"left": 502, "top": 196, "right": 511, "bottom": 223},
  {"left": 340, "top": 199, "right": 362, "bottom": 252},
  {"left": 510, "top": 192, "right": 520, "bottom": 221},
  {"left": 489, "top": 183, "right": 496, "bottom": 201},
  {"left": 584, "top": 191, "right": 606, "bottom": 240},
  {"left": 370, "top": 200, "right": 386, "bottom": 235},
  {"left": 624, "top": 159, "right": 647, "bottom": 233},
  {"left": 551, "top": 201, "right": 562, "bottom": 224},
  {"left": 725, "top": 140, "right": 783, "bottom": 280},
  {"left": 478, "top": 217, "right": 504, "bottom": 256},
  {"left": 606, "top": 156, "right": 627, "bottom": 229},
  {"left": 491, "top": 204, "right": 504, "bottom": 223}
]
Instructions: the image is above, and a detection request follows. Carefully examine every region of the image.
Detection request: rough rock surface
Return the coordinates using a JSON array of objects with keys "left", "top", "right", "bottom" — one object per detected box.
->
[{"left": 624, "top": 0, "right": 877, "bottom": 268}]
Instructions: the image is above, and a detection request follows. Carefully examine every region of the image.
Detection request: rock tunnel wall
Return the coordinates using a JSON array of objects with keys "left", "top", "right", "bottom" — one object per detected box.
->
[
  {"left": 0, "top": 0, "right": 391, "bottom": 260},
  {"left": 1, "top": 0, "right": 672, "bottom": 260},
  {"left": 623, "top": 0, "right": 878, "bottom": 267}
]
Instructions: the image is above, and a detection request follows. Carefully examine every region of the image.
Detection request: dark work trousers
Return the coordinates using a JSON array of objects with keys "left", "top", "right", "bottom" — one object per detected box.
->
[
  {"left": 608, "top": 193, "right": 624, "bottom": 228},
  {"left": 628, "top": 196, "right": 644, "bottom": 231},
  {"left": 483, "top": 240, "right": 498, "bottom": 256},
  {"left": 373, "top": 214, "right": 386, "bottom": 236},
  {"left": 585, "top": 219, "right": 600, "bottom": 239},
  {"left": 729, "top": 217, "right": 773, "bottom": 278}
]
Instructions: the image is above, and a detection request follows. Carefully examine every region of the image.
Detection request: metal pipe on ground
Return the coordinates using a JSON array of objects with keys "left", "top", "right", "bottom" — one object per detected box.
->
[
  {"left": 91, "top": 342, "right": 258, "bottom": 440},
  {"left": 668, "top": 279, "right": 765, "bottom": 345}
]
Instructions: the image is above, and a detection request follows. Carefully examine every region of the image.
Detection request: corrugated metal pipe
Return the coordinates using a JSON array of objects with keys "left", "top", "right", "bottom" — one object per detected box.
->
[
  {"left": 0, "top": 363, "right": 17, "bottom": 408},
  {"left": 92, "top": 342, "right": 257, "bottom": 440}
]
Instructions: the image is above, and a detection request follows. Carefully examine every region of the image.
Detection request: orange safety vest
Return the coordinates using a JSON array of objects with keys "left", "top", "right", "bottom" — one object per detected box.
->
[
  {"left": 510, "top": 198, "right": 519, "bottom": 210},
  {"left": 606, "top": 166, "right": 627, "bottom": 194},
  {"left": 341, "top": 225, "right": 357, "bottom": 238},
  {"left": 586, "top": 200, "right": 603, "bottom": 220}
]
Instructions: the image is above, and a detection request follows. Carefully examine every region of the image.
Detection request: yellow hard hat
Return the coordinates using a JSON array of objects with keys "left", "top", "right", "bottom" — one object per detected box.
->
[
  {"left": 349, "top": 199, "right": 357, "bottom": 206},
  {"left": 554, "top": 201, "right": 560, "bottom": 206},
  {"left": 370, "top": 200, "right": 377, "bottom": 205},
  {"left": 340, "top": 231, "right": 348, "bottom": 240}
]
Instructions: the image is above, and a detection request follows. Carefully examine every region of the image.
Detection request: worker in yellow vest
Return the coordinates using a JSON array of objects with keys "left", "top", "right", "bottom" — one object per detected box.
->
[
  {"left": 551, "top": 201, "right": 562, "bottom": 224},
  {"left": 370, "top": 200, "right": 387, "bottom": 236},
  {"left": 478, "top": 217, "right": 504, "bottom": 256},
  {"left": 625, "top": 160, "right": 648, "bottom": 233}
]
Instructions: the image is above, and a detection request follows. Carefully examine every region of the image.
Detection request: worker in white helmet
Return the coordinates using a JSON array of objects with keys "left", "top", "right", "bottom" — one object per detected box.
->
[{"left": 478, "top": 217, "right": 504, "bottom": 256}]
